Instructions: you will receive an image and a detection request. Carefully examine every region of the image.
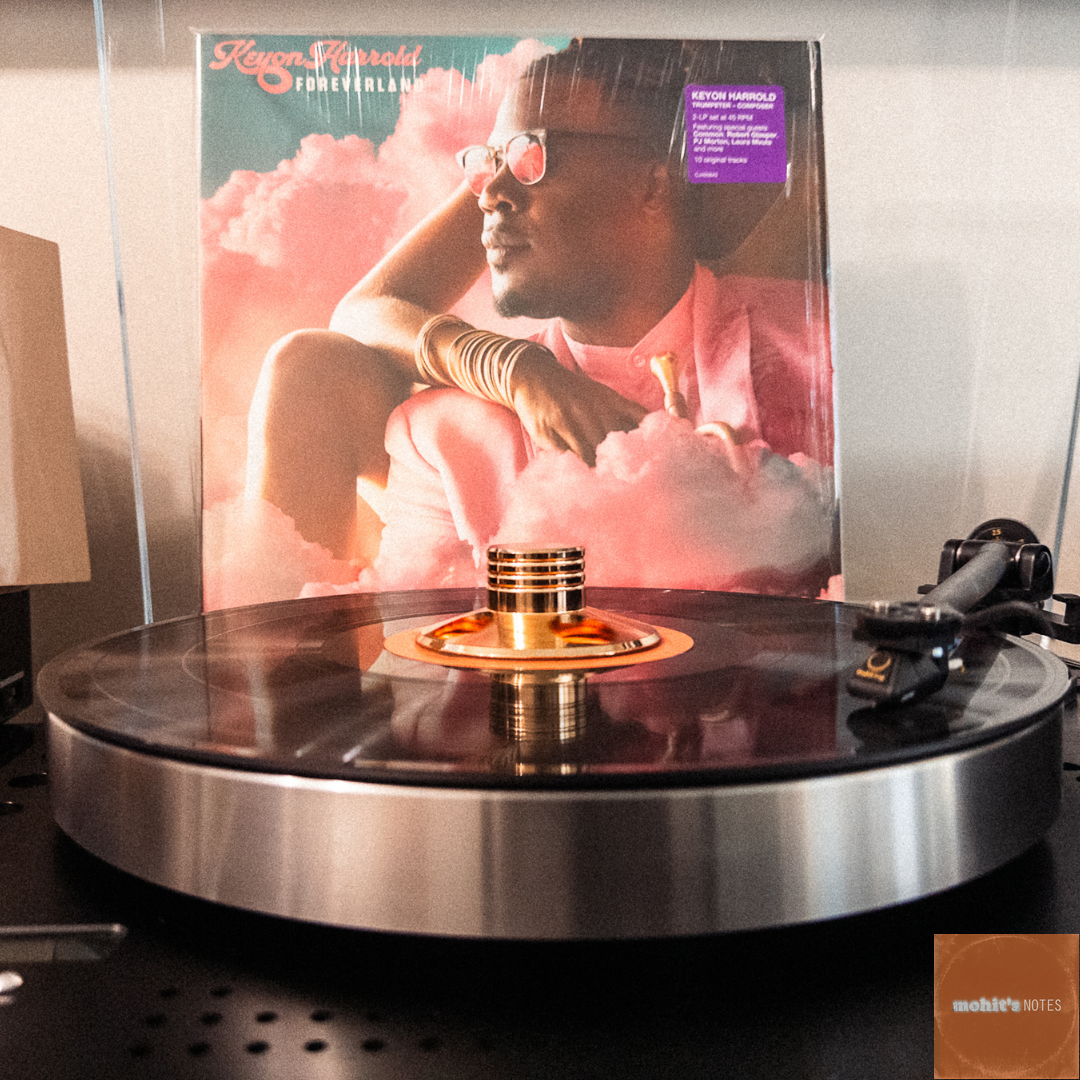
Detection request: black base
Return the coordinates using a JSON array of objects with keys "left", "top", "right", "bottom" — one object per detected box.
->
[
  {"left": 1, "top": 700, "right": 1079, "bottom": 1079},
  {"left": 0, "top": 588, "right": 31, "bottom": 722}
]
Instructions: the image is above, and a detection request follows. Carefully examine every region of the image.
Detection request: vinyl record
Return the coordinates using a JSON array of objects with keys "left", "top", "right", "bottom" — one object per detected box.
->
[{"left": 38, "top": 587, "right": 1068, "bottom": 788}]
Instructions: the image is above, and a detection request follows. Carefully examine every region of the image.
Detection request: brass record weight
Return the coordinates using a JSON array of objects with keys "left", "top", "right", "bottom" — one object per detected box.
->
[{"left": 415, "top": 546, "right": 661, "bottom": 660}]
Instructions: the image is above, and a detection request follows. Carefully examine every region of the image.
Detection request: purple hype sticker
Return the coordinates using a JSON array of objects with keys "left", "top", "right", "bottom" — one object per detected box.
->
[{"left": 685, "top": 85, "right": 786, "bottom": 184}]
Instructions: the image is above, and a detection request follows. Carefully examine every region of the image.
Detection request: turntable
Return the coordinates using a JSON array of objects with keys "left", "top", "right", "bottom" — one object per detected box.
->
[{"left": 38, "top": 523, "right": 1077, "bottom": 940}]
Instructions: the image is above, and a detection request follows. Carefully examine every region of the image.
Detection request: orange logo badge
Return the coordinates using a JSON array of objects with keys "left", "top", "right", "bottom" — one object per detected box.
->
[{"left": 934, "top": 934, "right": 1079, "bottom": 1078}]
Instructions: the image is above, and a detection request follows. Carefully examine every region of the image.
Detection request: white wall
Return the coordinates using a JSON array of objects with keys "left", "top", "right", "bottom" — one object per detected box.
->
[
  {"left": 828, "top": 61, "right": 1080, "bottom": 597},
  {"left": 2, "top": 0, "right": 1079, "bottom": 668}
]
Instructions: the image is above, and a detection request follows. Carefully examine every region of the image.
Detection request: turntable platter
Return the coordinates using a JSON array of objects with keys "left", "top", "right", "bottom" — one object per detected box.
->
[{"left": 39, "top": 588, "right": 1071, "bottom": 938}]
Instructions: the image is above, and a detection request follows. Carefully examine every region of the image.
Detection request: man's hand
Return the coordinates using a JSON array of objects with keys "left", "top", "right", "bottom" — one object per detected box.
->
[{"left": 510, "top": 345, "right": 647, "bottom": 467}]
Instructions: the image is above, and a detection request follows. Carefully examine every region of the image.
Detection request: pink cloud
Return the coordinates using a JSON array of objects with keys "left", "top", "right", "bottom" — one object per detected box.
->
[
  {"left": 493, "top": 414, "right": 834, "bottom": 594},
  {"left": 203, "top": 496, "right": 357, "bottom": 609},
  {"left": 300, "top": 414, "right": 835, "bottom": 601}
]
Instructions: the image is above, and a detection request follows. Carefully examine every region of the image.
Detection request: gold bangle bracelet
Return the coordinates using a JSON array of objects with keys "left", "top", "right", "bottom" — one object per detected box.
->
[
  {"left": 416, "top": 313, "right": 531, "bottom": 411},
  {"left": 414, "top": 313, "right": 471, "bottom": 386}
]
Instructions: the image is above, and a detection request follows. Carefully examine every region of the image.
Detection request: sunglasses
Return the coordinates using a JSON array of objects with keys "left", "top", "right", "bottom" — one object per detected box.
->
[{"left": 455, "top": 129, "right": 641, "bottom": 196}]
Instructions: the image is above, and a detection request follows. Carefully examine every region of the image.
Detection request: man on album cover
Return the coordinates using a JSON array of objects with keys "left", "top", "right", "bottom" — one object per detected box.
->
[{"left": 245, "top": 38, "right": 834, "bottom": 593}]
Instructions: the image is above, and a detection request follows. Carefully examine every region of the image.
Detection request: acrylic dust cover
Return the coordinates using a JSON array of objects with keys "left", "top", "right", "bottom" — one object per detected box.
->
[
  {"left": 934, "top": 934, "right": 1079, "bottom": 1079},
  {"left": 198, "top": 35, "right": 837, "bottom": 608}
]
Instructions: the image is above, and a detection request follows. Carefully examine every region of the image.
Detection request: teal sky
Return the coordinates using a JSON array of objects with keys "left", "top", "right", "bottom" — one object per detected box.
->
[{"left": 199, "top": 34, "right": 570, "bottom": 198}]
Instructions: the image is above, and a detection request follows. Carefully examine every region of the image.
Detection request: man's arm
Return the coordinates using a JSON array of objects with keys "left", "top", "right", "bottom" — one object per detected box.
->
[
  {"left": 329, "top": 183, "right": 645, "bottom": 466},
  {"left": 329, "top": 183, "right": 488, "bottom": 374}
]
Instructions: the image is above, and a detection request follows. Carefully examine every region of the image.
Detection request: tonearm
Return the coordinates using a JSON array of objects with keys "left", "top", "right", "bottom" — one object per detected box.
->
[{"left": 848, "top": 518, "right": 1077, "bottom": 706}]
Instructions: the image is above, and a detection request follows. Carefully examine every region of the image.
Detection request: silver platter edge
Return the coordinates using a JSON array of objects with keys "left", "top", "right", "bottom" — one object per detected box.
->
[{"left": 47, "top": 709, "right": 1062, "bottom": 940}]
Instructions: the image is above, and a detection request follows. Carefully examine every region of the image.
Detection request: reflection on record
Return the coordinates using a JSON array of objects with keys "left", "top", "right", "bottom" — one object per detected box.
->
[{"left": 37, "top": 588, "right": 1069, "bottom": 789}]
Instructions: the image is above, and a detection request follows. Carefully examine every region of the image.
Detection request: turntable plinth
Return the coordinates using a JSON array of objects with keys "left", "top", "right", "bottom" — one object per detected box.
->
[{"left": 39, "top": 587, "right": 1070, "bottom": 939}]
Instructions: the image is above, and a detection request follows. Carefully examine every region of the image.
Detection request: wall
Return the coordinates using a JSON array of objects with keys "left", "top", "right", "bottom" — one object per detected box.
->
[{"left": 2, "top": 0, "right": 1078, "bottom": 672}]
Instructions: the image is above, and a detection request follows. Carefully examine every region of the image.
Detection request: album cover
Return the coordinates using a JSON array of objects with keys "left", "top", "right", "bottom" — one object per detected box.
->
[{"left": 199, "top": 34, "right": 837, "bottom": 609}]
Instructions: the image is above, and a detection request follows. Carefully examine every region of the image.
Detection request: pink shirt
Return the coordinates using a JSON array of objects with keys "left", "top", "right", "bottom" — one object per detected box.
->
[{"left": 534, "top": 266, "right": 832, "bottom": 462}]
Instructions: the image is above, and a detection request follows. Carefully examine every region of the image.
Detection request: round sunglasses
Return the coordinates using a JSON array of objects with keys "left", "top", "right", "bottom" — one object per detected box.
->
[{"left": 455, "top": 129, "right": 641, "bottom": 195}]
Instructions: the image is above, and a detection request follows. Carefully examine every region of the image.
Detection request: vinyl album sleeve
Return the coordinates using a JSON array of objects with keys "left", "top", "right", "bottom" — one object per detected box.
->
[{"left": 199, "top": 34, "right": 838, "bottom": 609}]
